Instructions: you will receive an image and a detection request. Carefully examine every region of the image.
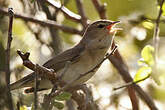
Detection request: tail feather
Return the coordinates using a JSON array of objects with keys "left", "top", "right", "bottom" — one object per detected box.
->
[
  {"left": 24, "top": 87, "right": 48, "bottom": 93},
  {"left": 10, "top": 73, "right": 35, "bottom": 90}
]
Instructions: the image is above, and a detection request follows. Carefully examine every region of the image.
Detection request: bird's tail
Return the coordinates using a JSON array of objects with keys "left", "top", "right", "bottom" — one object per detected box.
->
[{"left": 10, "top": 73, "right": 35, "bottom": 90}]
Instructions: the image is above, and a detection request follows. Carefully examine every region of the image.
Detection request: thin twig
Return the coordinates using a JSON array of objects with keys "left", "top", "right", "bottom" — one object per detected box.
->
[
  {"left": 76, "top": 0, "right": 88, "bottom": 28},
  {"left": 0, "top": 7, "right": 82, "bottom": 35},
  {"left": 34, "top": 65, "right": 40, "bottom": 110},
  {"left": 45, "top": 0, "right": 81, "bottom": 22},
  {"left": 113, "top": 74, "right": 150, "bottom": 90},
  {"left": 79, "top": 45, "right": 118, "bottom": 78},
  {"left": 91, "top": 0, "right": 106, "bottom": 19},
  {"left": 39, "top": 0, "right": 62, "bottom": 54},
  {"left": 5, "top": 8, "right": 14, "bottom": 110},
  {"left": 153, "top": 0, "right": 165, "bottom": 78}
]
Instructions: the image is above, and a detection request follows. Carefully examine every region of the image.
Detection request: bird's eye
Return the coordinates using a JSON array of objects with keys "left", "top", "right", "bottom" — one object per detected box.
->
[{"left": 97, "top": 24, "right": 105, "bottom": 28}]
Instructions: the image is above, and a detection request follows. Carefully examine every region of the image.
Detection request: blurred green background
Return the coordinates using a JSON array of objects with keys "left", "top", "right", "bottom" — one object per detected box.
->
[{"left": 0, "top": 0, "right": 165, "bottom": 110}]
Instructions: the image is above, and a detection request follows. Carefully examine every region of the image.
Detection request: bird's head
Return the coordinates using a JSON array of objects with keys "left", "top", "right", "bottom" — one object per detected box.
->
[{"left": 84, "top": 20, "right": 120, "bottom": 39}]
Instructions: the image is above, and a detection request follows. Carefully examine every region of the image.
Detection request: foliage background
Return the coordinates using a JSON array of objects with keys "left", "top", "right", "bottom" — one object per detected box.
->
[{"left": 0, "top": 0, "right": 165, "bottom": 110}]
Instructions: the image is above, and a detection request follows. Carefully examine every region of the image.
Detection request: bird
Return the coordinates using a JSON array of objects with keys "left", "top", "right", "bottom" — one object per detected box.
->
[{"left": 10, "top": 20, "right": 120, "bottom": 93}]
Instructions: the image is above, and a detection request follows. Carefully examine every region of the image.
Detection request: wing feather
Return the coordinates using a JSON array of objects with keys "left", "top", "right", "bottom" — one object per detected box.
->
[{"left": 10, "top": 44, "right": 85, "bottom": 90}]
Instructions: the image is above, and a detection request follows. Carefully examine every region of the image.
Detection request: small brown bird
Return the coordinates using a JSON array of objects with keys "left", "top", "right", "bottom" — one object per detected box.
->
[{"left": 10, "top": 20, "right": 120, "bottom": 93}]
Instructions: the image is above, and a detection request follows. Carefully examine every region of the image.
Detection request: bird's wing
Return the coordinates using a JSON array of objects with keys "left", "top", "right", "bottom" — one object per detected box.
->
[
  {"left": 10, "top": 45, "right": 85, "bottom": 90},
  {"left": 43, "top": 45, "right": 84, "bottom": 71}
]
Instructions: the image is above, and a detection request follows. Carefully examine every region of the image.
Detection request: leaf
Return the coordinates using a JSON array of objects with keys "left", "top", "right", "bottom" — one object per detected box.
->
[
  {"left": 162, "top": 3, "right": 165, "bottom": 16},
  {"left": 55, "top": 92, "right": 72, "bottom": 101},
  {"left": 142, "top": 21, "right": 154, "bottom": 29},
  {"left": 134, "top": 66, "right": 152, "bottom": 82},
  {"left": 52, "top": 101, "right": 64, "bottom": 109},
  {"left": 141, "top": 45, "right": 154, "bottom": 66},
  {"left": 20, "top": 105, "right": 28, "bottom": 110}
]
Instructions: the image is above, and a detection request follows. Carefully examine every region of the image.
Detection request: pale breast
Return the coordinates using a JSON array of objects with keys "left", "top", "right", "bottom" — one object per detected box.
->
[
  {"left": 59, "top": 47, "right": 109, "bottom": 86},
  {"left": 58, "top": 35, "right": 112, "bottom": 87}
]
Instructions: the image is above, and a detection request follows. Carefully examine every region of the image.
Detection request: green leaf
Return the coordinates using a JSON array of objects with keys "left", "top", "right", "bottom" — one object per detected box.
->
[
  {"left": 162, "top": 3, "right": 165, "bottom": 16},
  {"left": 55, "top": 92, "right": 72, "bottom": 101},
  {"left": 20, "top": 105, "right": 28, "bottom": 110},
  {"left": 134, "top": 66, "right": 152, "bottom": 82},
  {"left": 52, "top": 101, "right": 64, "bottom": 109},
  {"left": 141, "top": 45, "right": 154, "bottom": 66}
]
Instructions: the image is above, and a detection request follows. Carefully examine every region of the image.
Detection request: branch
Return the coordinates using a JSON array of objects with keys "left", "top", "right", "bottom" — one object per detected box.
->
[
  {"left": 17, "top": 50, "right": 57, "bottom": 83},
  {"left": 153, "top": 0, "right": 165, "bottom": 76},
  {"left": 76, "top": 0, "right": 88, "bottom": 28},
  {"left": 34, "top": 65, "right": 39, "bottom": 110},
  {"left": 5, "top": 8, "right": 14, "bottom": 110},
  {"left": 91, "top": 0, "right": 106, "bottom": 19},
  {"left": 45, "top": 0, "right": 81, "bottom": 22},
  {"left": 39, "top": 0, "right": 63, "bottom": 54},
  {"left": 113, "top": 74, "right": 150, "bottom": 90},
  {"left": 0, "top": 7, "right": 82, "bottom": 35}
]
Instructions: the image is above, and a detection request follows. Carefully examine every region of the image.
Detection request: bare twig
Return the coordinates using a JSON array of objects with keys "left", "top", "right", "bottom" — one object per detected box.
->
[
  {"left": 45, "top": 0, "right": 81, "bottom": 22},
  {"left": 76, "top": 0, "right": 88, "bottom": 28},
  {"left": 39, "top": 0, "right": 62, "bottom": 54},
  {"left": 0, "top": 7, "right": 82, "bottom": 35},
  {"left": 17, "top": 50, "right": 57, "bottom": 83},
  {"left": 5, "top": 8, "right": 14, "bottom": 110},
  {"left": 91, "top": 0, "right": 106, "bottom": 19},
  {"left": 34, "top": 65, "right": 40, "bottom": 110},
  {"left": 153, "top": 0, "right": 165, "bottom": 77},
  {"left": 80, "top": 45, "right": 118, "bottom": 77},
  {"left": 113, "top": 74, "right": 150, "bottom": 90}
]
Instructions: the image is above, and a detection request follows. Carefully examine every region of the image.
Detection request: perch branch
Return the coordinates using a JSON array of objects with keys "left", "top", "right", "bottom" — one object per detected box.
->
[
  {"left": 17, "top": 50, "right": 57, "bottom": 83},
  {"left": 5, "top": 8, "right": 14, "bottom": 110}
]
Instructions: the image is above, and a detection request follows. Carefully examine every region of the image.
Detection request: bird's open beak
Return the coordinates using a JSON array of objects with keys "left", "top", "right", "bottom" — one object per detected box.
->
[
  {"left": 112, "top": 21, "right": 120, "bottom": 24},
  {"left": 106, "top": 21, "right": 122, "bottom": 34}
]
